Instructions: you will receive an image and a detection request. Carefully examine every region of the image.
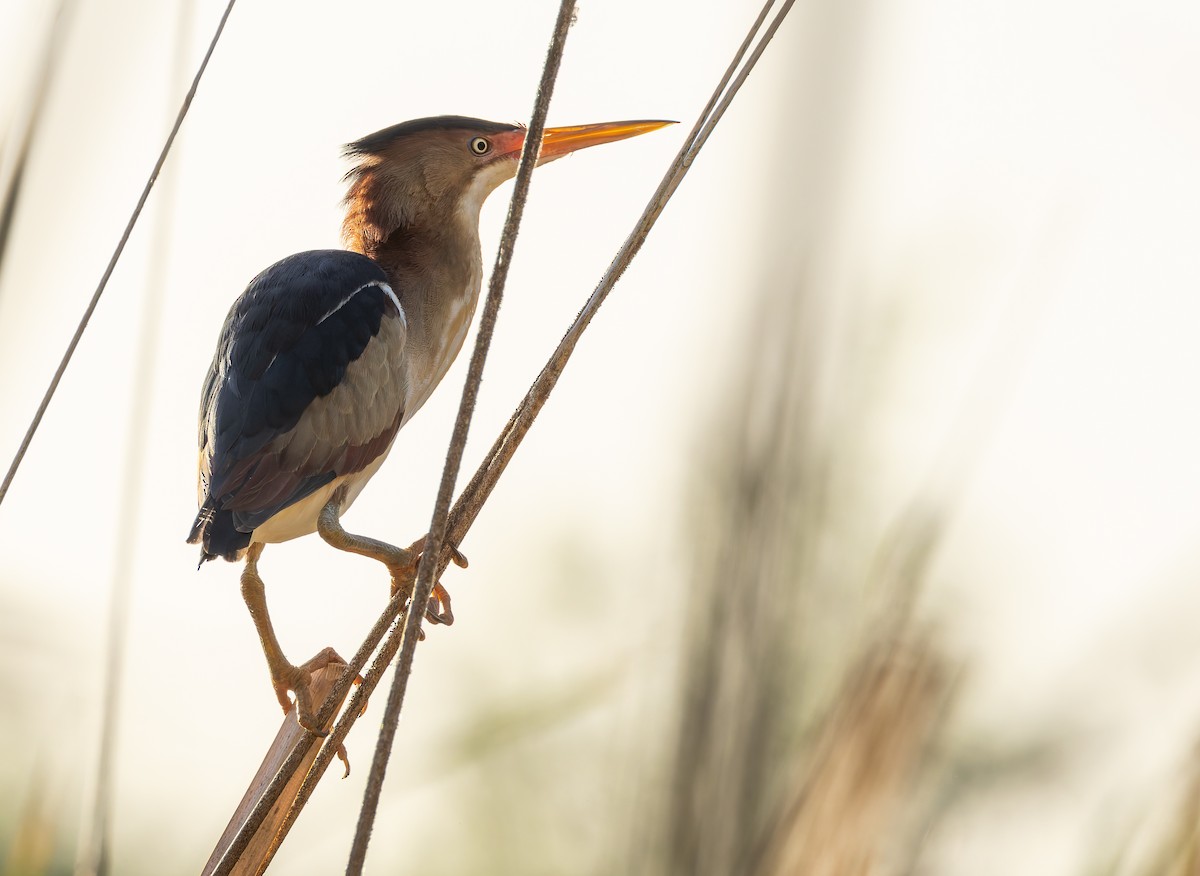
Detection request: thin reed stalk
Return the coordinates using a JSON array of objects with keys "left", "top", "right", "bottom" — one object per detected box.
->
[
  {"left": 344, "top": 3, "right": 579, "bottom": 868},
  {"left": 210, "top": 3, "right": 797, "bottom": 870},
  {"left": 75, "top": 5, "right": 195, "bottom": 874},
  {"left": 0, "top": 0, "right": 238, "bottom": 509}
]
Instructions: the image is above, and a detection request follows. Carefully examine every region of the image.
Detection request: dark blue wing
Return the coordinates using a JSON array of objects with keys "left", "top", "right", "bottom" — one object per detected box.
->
[{"left": 189, "top": 249, "right": 406, "bottom": 561}]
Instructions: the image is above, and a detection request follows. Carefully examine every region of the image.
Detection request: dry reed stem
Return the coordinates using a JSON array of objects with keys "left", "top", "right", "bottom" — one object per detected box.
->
[
  {"left": 344, "top": 2, "right": 578, "bottom": 867},
  {"left": 0, "top": 0, "right": 76, "bottom": 274},
  {"left": 211, "top": 2, "right": 797, "bottom": 866},
  {"left": 0, "top": 0, "right": 239, "bottom": 508},
  {"left": 202, "top": 654, "right": 351, "bottom": 876},
  {"left": 758, "top": 634, "right": 949, "bottom": 876},
  {"left": 1121, "top": 741, "right": 1200, "bottom": 876},
  {"left": 77, "top": 7, "right": 196, "bottom": 875}
]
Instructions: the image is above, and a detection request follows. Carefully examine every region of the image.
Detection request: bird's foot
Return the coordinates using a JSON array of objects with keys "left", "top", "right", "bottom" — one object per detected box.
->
[
  {"left": 403, "top": 533, "right": 469, "bottom": 573},
  {"left": 387, "top": 535, "right": 467, "bottom": 626},
  {"left": 316, "top": 492, "right": 464, "bottom": 628},
  {"left": 272, "top": 646, "right": 361, "bottom": 736}
]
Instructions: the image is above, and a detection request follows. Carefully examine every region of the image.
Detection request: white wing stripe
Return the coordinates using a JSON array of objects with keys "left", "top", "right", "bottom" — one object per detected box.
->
[{"left": 315, "top": 281, "right": 406, "bottom": 330}]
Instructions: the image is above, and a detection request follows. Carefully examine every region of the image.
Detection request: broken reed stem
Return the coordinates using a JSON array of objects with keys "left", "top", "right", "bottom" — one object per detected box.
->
[
  {"left": 202, "top": 657, "right": 351, "bottom": 876},
  {"left": 344, "top": 1, "right": 579, "bottom": 870},
  {"left": 208, "top": 590, "right": 406, "bottom": 876},
  {"left": 210, "top": 1, "right": 796, "bottom": 870}
]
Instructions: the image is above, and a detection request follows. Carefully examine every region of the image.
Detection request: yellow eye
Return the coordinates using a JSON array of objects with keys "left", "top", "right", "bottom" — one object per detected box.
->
[{"left": 469, "top": 137, "right": 491, "bottom": 155}]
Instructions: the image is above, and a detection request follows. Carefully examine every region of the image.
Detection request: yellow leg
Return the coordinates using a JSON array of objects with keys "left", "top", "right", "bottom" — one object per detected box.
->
[
  {"left": 240, "top": 542, "right": 338, "bottom": 732},
  {"left": 316, "top": 486, "right": 465, "bottom": 624},
  {"left": 316, "top": 493, "right": 418, "bottom": 590}
]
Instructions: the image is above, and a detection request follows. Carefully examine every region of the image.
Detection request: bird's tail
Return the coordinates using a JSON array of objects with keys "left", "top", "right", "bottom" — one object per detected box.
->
[{"left": 188, "top": 498, "right": 252, "bottom": 565}]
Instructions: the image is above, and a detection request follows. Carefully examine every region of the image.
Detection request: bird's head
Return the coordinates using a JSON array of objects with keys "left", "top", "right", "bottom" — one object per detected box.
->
[{"left": 341, "top": 115, "right": 672, "bottom": 254}]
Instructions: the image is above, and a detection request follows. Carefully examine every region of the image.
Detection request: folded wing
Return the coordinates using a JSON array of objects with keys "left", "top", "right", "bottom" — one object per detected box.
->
[{"left": 188, "top": 249, "right": 408, "bottom": 562}]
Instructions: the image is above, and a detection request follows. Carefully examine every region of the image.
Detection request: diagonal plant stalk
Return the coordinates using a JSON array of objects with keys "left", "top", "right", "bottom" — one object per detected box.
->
[
  {"left": 209, "top": 2, "right": 796, "bottom": 871},
  {"left": 0, "top": 0, "right": 239, "bottom": 509},
  {"left": 344, "top": 0, "right": 579, "bottom": 869},
  {"left": 77, "top": 4, "right": 197, "bottom": 874}
]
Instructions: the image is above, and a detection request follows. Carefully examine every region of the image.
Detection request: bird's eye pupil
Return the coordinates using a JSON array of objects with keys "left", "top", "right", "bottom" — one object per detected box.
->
[{"left": 471, "top": 137, "right": 490, "bottom": 155}]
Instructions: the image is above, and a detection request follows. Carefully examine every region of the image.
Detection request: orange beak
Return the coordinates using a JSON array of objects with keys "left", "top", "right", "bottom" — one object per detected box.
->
[
  {"left": 537, "top": 120, "right": 675, "bottom": 162},
  {"left": 494, "top": 120, "right": 675, "bottom": 164}
]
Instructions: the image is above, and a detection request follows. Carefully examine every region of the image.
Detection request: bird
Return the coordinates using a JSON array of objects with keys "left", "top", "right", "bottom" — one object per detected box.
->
[{"left": 187, "top": 115, "right": 672, "bottom": 731}]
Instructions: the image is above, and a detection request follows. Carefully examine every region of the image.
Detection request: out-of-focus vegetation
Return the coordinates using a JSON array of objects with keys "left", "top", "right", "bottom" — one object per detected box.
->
[{"left": 5, "top": 0, "right": 1200, "bottom": 873}]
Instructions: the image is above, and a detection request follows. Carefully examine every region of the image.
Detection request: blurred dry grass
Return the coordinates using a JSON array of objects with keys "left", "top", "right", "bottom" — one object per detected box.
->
[
  {"left": 758, "top": 636, "right": 948, "bottom": 876},
  {"left": 634, "top": 7, "right": 959, "bottom": 870},
  {"left": 1084, "top": 740, "right": 1200, "bottom": 876},
  {"left": 636, "top": 119, "right": 957, "bottom": 876},
  {"left": 7, "top": 2, "right": 970, "bottom": 871},
  {"left": 3, "top": 789, "right": 49, "bottom": 876},
  {"left": 6, "top": 1, "right": 1200, "bottom": 874},
  {"left": 0, "top": 0, "right": 1012, "bottom": 871}
]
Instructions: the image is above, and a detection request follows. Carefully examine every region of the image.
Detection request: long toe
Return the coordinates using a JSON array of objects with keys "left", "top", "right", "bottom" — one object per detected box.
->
[
  {"left": 270, "top": 647, "right": 349, "bottom": 734},
  {"left": 272, "top": 662, "right": 314, "bottom": 720}
]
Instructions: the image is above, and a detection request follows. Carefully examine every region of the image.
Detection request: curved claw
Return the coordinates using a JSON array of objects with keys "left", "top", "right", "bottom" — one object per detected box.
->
[
  {"left": 446, "top": 544, "right": 469, "bottom": 569},
  {"left": 393, "top": 535, "right": 460, "bottom": 627},
  {"left": 405, "top": 534, "right": 468, "bottom": 571},
  {"left": 425, "top": 582, "right": 455, "bottom": 626}
]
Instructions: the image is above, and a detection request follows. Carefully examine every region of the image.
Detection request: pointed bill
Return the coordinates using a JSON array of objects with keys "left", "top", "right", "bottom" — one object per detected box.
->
[{"left": 537, "top": 120, "right": 676, "bottom": 162}]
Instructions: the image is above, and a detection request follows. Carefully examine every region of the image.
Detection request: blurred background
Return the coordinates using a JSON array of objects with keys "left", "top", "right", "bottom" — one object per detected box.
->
[{"left": 3, "top": 0, "right": 1200, "bottom": 873}]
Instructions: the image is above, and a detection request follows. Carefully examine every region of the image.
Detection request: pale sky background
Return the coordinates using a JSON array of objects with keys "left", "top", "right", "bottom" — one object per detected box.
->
[{"left": 2, "top": 0, "right": 1200, "bottom": 873}]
